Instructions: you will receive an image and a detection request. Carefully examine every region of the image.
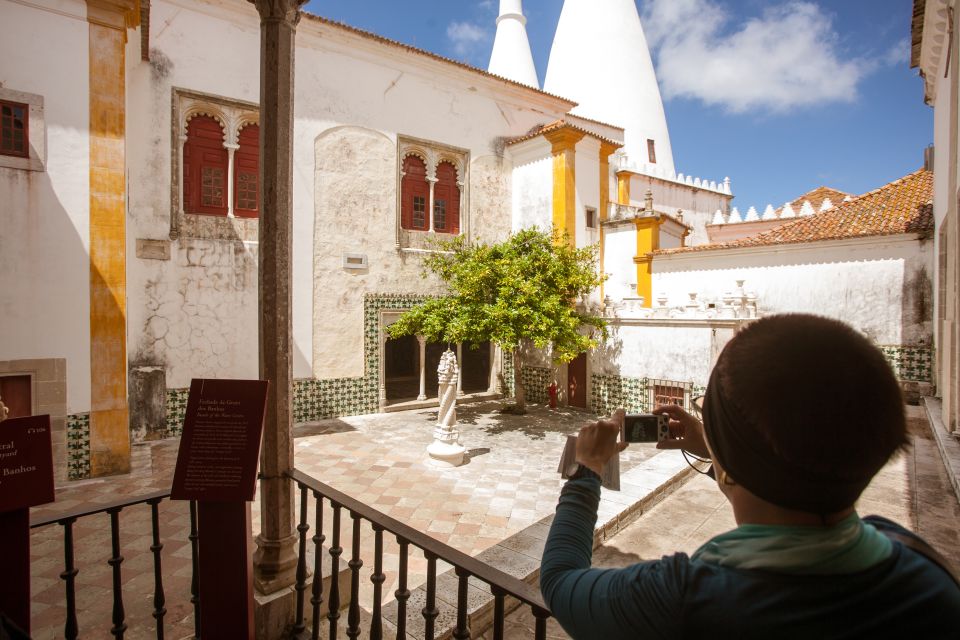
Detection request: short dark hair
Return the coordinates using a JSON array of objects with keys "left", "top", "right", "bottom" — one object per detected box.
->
[{"left": 715, "top": 314, "right": 908, "bottom": 492}]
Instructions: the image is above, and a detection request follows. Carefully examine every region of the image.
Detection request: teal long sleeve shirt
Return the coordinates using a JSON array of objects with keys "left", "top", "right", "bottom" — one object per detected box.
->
[{"left": 540, "top": 476, "right": 960, "bottom": 639}]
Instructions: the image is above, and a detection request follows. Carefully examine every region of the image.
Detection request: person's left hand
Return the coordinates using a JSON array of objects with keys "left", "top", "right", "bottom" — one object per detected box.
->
[{"left": 575, "top": 408, "right": 629, "bottom": 475}]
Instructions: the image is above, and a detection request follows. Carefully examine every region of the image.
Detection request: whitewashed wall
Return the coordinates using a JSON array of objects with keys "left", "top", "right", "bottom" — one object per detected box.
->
[
  {"left": 603, "top": 224, "right": 638, "bottom": 301},
  {"left": 591, "top": 321, "right": 740, "bottom": 385},
  {"left": 651, "top": 236, "right": 934, "bottom": 345},
  {"left": 575, "top": 137, "right": 600, "bottom": 249},
  {"left": 510, "top": 144, "right": 553, "bottom": 233},
  {"left": 125, "top": 0, "right": 574, "bottom": 387},
  {"left": 0, "top": 0, "right": 91, "bottom": 411}
]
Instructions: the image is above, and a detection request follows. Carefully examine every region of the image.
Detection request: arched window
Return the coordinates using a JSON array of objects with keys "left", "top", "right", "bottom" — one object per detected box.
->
[
  {"left": 434, "top": 161, "right": 460, "bottom": 234},
  {"left": 401, "top": 155, "right": 429, "bottom": 230},
  {"left": 235, "top": 123, "right": 259, "bottom": 218},
  {"left": 183, "top": 115, "right": 228, "bottom": 216}
]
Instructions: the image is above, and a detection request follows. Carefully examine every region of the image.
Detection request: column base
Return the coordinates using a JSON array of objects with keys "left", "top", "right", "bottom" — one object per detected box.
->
[
  {"left": 426, "top": 440, "right": 466, "bottom": 467},
  {"left": 253, "top": 531, "right": 299, "bottom": 595}
]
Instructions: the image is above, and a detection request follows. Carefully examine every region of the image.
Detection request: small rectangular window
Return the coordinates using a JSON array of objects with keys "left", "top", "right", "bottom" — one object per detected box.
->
[
  {"left": 585, "top": 207, "right": 597, "bottom": 229},
  {"left": 647, "top": 139, "right": 656, "bottom": 164},
  {"left": 413, "top": 195, "right": 426, "bottom": 229},
  {"left": 1, "top": 100, "right": 29, "bottom": 158},
  {"left": 653, "top": 383, "right": 685, "bottom": 408},
  {"left": 434, "top": 199, "right": 447, "bottom": 231}
]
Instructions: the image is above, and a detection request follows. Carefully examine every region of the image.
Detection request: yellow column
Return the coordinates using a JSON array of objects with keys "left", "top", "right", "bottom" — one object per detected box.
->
[
  {"left": 616, "top": 170, "right": 632, "bottom": 205},
  {"left": 598, "top": 141, "right": 621, "bottom": 301},
  {"left": 633, "top": 217, "right": 661, "bottom": 308},
  {"left": 87, "top": 0, "right": 137, "bottom": 476},
  {"left": 544, "top": 128, "right": 585, "bottom": 246}
]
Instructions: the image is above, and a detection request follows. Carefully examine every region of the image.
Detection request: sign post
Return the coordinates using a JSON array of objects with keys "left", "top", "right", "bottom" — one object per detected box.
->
[
  {"left": 171, "top": 379, "right": 268, "bottom": 640},
  {"left": 0, "top": 415, "right": 55, "bottom": 634}
]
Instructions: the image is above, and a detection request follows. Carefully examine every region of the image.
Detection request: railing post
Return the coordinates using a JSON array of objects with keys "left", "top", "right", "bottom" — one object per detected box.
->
[
  {"left": 327, "top": 503, "right": 343, "bottom": 638},
  {"left": 189, "top": 501, "right": 201, "bottom": 639},
  {"left": 148, "top": 499, "right": 167, "bottom": 640},
  {"left": 370, "top": 525, "right": 385, "bottom": 640},
  {"left": 394, "top": 539, "right": 410, "bottom": 640},
  {"left": 59, "top": 517, "right": 79, "bottom": 640},
  {"left": 347, "top": 512, "right": 363, "bottom": 639},
  {"left": 311, "top": 491, "right": 325, "bottom": 640},
  {"left": 107, "top": 508, "right": 127, "bottom": 639},
  {"left": 423, "top": 552, "right": 439, "bottom": 640},
  {"left": 293, "top": 483, "right": 310, "bottom": 634}
]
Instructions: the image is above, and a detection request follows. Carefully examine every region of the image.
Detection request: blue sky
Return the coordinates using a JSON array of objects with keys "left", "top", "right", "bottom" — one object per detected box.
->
[{"left": 303, "top": 0, "right": 931, "bottom": 211}]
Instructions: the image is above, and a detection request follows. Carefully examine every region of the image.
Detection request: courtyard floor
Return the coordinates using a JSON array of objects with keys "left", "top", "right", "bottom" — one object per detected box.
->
[{"left": 24, "top": 402, "right": 960, "bottom": 639}]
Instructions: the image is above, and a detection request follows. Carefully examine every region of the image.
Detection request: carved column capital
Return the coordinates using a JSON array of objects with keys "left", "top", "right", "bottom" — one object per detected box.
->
[{"left": 248, "top": 0, "right": 307, "bottom": 24}]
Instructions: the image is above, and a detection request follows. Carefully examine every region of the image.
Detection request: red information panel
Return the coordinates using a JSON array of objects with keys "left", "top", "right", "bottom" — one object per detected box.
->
[
  {"left": 171, "top": 379, "right": 268, "bottom": 502},
  {"left": 0, "top": 415, "right": 55, "bottom": 513}
]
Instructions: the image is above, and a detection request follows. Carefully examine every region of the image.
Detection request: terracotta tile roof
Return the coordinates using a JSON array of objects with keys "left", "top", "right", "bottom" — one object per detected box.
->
[
  {"left": 781, "top": 185, "right": 852, "bottom": 215},
  {"left": 300, "top": 12, "right": 577, "bottom": 109},
  {"left": 656, "top": 169, "right": 933, "bottom": 255},
  {"left": 505, "top": 120, "right": 623, "bottom": 148}
]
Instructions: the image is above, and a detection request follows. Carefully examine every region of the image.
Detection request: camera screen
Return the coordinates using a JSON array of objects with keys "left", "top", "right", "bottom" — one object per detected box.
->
[{"left": 623, "top": 414, "right": 663, "bottom": 443}]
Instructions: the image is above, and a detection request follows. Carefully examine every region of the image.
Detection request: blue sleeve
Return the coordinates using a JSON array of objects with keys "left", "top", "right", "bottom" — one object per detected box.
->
[{"left": 540, "top": 477, "right": 687, "bottom": 639}]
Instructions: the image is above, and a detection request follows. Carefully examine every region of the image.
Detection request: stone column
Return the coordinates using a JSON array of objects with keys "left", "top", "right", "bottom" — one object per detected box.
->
[
  {"left": 249, "top": 0, "right": 305, "bottom": 612},
  {"left": 225, "top": 142, "right": 239, "bottom": 217},
  {"left": 417, "top": 336, "right": 427, "bottom": 401},
  {"left": 427, "top": 176, "right": 438, "bottom": 232}
]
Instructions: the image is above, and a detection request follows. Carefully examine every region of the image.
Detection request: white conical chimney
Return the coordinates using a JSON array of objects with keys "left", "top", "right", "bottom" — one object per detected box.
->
[
  {"left": 543, "top": 0, "right": 675, "bottom": 174},
  {"left": 488, "top": 0, "right": 539, "bottom": 88}
]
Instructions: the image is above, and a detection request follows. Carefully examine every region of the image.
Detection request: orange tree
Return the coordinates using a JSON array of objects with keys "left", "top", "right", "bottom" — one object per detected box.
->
[{"left": 387, "top": 228, "right": 606, "bottom": 413}]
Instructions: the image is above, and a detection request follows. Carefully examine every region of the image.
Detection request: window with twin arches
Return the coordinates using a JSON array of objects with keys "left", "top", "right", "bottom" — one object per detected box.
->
[{"left": 399, "top": 142, "right": 465, "bottom": 235}]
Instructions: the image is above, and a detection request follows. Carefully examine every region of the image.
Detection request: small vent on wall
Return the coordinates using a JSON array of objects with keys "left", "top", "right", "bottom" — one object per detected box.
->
[{"left": 342, "top": 253, "right": 368, "bottom": 270}]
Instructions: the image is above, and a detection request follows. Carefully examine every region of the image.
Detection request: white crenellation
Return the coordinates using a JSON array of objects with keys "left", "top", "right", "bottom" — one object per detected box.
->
[
  {"left": 744, "top": 206, "right": 759, "bottom": 222},
  {"left": 727, "top": 207, "right": 742, "bottom": 223},
  {"left": 711, "top": 209, "right": 726, "bottom": 224},
  {"left": 618, "top": 155, "right": 730, "bottom": 195},
  {"left": 799, "top": 200, "right": 816, "bottom": 216},
  {"left": 761, "top": 204, "right": 777, "bottom": 220},
  {"left": 819, "top": 198, "right": 834, "bottom": 211}
]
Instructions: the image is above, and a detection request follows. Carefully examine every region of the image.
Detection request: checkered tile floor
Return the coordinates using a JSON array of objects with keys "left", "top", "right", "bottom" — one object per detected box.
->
[{"left": 27, "top": 401, "right": 662, "bottom": 639}]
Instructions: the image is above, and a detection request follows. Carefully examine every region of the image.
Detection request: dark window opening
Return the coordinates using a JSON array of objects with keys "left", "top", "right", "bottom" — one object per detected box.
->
[
  {"left": 1, "top": 100, "right": 28, "bottom": 158},
  {"left": 647, "top": 139, "right": 657, "bottom": 164}
]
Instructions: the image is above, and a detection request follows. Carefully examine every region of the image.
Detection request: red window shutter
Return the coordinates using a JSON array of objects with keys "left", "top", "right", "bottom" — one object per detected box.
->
[
  {"left": 235, "top": 124, "right": 259, "bottom": 218},
  {"left": 183, "top": 115, "right": 228, "bottom": 216},
  {"left": 401, "top": 155, "right": 428, "bottom": 230},
  {"left": 435, "top": 161, "right": 460, "bottom": 234}
]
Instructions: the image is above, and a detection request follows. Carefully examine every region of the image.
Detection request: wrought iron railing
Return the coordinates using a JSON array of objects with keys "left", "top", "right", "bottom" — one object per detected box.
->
[
  {"left": 287, "top": 468, "right": 553, "bottom": 639},
  {"left": 29, "top": 491, "right": 200, "bottom": 640}
]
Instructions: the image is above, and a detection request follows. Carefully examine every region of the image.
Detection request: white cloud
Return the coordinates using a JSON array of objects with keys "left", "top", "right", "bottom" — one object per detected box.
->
[
  {"left": 881, "top": 37, "right": 910, "bottom": 67},
  {"left": 447, "top": 21, "right": 490, "bottom": 59},
  {"left": 642, "top": 0, "right": 871, "bottom": 114}
]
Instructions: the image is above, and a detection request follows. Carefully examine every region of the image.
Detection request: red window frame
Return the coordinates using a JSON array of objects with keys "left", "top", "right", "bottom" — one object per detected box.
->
[
  {"left": 647, "top": 139, "right": 657, "bottom": 164},
  {"left": 401, "top": 155, "right": 429, "bottom": 230},
  {"left": 434, "top": 161, "right": 460, "bottom": 234},
  {"left": 0, "top": 100, "right": 29, "bottom": 159},
  {"left": 183, "top": 115, "right": 228, "bottom": 216},
  {"left": 234, "top": 123, "right": 259, "bottom": 218}
]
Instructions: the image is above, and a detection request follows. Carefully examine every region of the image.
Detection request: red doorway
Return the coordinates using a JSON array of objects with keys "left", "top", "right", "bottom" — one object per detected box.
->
[{"left": 568, "top": 353, "right": 587, "bottom": 408}]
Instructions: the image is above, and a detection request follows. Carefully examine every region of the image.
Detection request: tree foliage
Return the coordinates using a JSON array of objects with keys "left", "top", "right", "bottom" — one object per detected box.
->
[{"left": 388, "top": 228, "right": 607, "bottom": 410}]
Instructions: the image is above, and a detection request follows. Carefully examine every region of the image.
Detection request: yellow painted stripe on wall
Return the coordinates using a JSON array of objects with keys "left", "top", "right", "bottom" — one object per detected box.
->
[
  {"left": 88, "top": 21, "right": 130, "bottom": 476},
  {"left": 634, "top": 217, "right": 660, "bottom": 308}
]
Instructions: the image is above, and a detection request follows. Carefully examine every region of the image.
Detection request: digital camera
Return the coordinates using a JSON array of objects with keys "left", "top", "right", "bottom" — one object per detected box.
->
[{"left": 623, "top": 413, "right": 670, "bottom": 443}]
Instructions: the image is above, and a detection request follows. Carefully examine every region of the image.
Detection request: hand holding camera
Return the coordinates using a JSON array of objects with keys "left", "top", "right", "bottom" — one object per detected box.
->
[{"left": 651, "top": 404, "right": 709, "bottom": 459}]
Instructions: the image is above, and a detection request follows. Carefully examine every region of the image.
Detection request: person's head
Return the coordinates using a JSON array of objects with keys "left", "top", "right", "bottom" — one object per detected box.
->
[{"left": 702, "top": 313, "right": 908, "bottom": 516}]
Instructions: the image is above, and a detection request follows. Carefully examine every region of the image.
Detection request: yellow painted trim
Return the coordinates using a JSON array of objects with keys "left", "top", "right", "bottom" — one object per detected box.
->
[
  {"left": 88, "top": 18, "right": 130, "bottom": 476},
  {"left": 616, "top": 170, "right": 631, "bottom": 205},
  {"left": 597, "top": 141, "right": 621, "bottom": 302},
  {"left": 544, "top": 128, "right": 585, "bottom": 246},
  {"left": 633, "top": 217, "right": 661, "bottom": 307}
]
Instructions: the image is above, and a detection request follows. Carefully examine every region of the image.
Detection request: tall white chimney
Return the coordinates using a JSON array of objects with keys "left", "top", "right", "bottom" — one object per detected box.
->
[{"left": 488, "top": 0, "right": 539, "bottom": 88}]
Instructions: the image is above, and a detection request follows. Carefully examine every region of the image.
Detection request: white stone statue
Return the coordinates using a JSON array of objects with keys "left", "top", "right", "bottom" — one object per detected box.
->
[{"left": 427, "top": 349, "right": 466, "bottom": 467}]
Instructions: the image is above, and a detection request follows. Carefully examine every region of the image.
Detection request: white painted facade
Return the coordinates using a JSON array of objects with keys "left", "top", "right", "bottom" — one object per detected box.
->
[
  {"left": 0, "top": 0, "right": 92, "bottom": 411},
  {"left": 651, "top": 236, "right": 934, "bottom": 347}
]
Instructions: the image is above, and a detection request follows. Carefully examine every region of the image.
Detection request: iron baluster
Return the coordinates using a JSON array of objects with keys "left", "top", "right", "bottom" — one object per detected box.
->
[
  {"left": 148, "top": 499, "right": 167, "bottom": 640},
  {"left": 107, "top": 507, "right": 127, "bottom": 639},
  {"left": 59, "top": 517, "right": 79, "bottom": 640},
  {"left": 533, "top": 605, "right": 550, "bottom": 640},
  {"left": 189, "top": 500, "right": 201, "bottom": 639},
  {"left": 327, "top": 502, "right": 342, "bottom": 639},
  {"left": 369, "top": 525, "right": 385, "bottom": 640},
  {"left": 293, "top": 483, "right": 310, "bottom": 635},
  {"left": 453, "top": 567, "right": 471, "bottom": 640},
  {"left": 490, "top": 586, "right": 506, "bottom": 640},
  {"left": 394, "top": 538, "right": 410, "bottom": 640},
  {"left": 423, "top": 552, "right": 439, "bottom": 640},
  {"left": 311, "top": 491, "right": 325, "bottom": 640},
  {"left": 346, "top": 512, "right": 363, "bottom": 639}
]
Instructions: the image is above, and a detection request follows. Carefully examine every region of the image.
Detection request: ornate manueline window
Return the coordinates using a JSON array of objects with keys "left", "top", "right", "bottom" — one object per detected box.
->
[
  {"left": 183, "top": 115, "right": 229, "bottom": 216},
  {"left": 234, "top": 123, "right": 259, "bottom": 217},
  {"left": 397, "top": 137, "right": 467, "bottom": 247},
  {"left": 0, "top": 100, "right": 28, "bottom": 158}
]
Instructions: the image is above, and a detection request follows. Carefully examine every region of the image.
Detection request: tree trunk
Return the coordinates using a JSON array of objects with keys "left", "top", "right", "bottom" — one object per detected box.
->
[{"left": 513, "top": 350, "right": 526, "bottom": 412}]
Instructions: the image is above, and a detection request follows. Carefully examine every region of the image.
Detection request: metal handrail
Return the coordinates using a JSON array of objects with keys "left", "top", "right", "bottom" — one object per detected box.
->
[{"left": 287, "top": 468, "right": 552, "bottom": 639}]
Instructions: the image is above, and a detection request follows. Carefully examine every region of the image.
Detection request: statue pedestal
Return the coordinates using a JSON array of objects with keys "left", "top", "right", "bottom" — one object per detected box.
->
[{"left": 426, "top": 438, "right": 466, "bottom": 467}]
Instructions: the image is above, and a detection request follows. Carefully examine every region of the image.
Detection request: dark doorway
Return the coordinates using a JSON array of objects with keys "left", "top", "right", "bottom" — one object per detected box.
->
[
  {"left": 568, "top": 353, "right": 587, "bottom": 408},
  {"left": 0, "top": 375, "right": 32, "bottom": 418},
  {"left": 461, "top": 341, "right": 491, "bottom": 393},
  {"left": 384, "top": 335, "right": 419, "bottom": 401}
]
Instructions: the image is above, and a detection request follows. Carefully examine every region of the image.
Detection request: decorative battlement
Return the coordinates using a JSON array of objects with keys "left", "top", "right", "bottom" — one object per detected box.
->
[
  {"left": 605, "top": 279, "right": 759, "bottom": 321},
  {"left": 711, "top": 194, "right": 850, "bottom": 226},
  {"left": 616, "top": 152, "right": 731, "bottom": 195}
]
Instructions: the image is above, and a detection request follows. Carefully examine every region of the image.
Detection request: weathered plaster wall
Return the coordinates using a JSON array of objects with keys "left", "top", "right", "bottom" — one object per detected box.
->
[
  {"left": 652, "top": 238, "right": 934, "bottom": 345},
  {"left": 575, "top": 137, "right": 601, "bottom": 249},
  {"left": 511, "top": 152, "right": 552, "bottom": 233},
  {"left": 0, "top": 0, "right": 91, "bottom": 411},
  {"left": 471, "top": 154, "right": 513, "bottom": 245}
]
